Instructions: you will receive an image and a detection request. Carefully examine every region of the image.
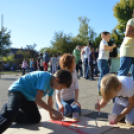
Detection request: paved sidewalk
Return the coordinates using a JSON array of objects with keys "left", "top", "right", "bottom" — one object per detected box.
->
[
  {"left": 0, "top": 74, "right": 113, "bottom": 114},
  {"left": 0, "top": 74, "right": 133, "bottom": 134}
]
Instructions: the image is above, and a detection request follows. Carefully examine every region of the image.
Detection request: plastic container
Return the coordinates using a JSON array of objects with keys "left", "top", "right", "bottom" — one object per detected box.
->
[{"left": 108, "top": 114, "right": 117, "bottom": 125}]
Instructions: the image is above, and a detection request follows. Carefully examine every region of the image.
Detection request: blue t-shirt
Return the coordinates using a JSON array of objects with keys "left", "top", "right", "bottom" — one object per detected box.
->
[
  {"left": 88, "top": 51, "right": 93, "bottom": 63},
  {"left": 8, "top": 71, "right": 54, "bottom": 101},
  {"left": 30, "top": 61, "right": 34, "bottom": 68}
]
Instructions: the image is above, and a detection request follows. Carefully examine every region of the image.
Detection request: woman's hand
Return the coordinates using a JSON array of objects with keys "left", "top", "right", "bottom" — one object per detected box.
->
[{"left": 71, "top": 101, "right": 81, "bottom": 108}]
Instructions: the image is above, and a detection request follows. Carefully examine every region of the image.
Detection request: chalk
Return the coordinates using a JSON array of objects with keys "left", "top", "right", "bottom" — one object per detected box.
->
[{"left": 109, "top": 121, "right": 116, "bottom": 125}]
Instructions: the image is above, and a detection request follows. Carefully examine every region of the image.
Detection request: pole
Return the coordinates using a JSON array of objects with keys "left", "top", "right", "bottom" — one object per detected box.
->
[{"left": 0, "top": 14, "right": 4, "bottom": 79}]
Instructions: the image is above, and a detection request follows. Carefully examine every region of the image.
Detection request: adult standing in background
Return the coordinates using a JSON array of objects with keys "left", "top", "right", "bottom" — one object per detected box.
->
[
  {"left": 81, "top": 46, "right": 86, "bottom": 77},
  {"left": 50, "top": 54, "right": 57, "bottom": 74},
  {"left": 43, "top": 51, "right": 49, "bottom": 71},
  {"left": 38, "top": 53, "right": 44, "bottom": 71},
  {"left": 73, "top": 45, "right": 82, "bottom": 77},
  {"left": 57, "top": 52, "right": 61, "bottom": 70},
  {"left": 118, "top": 9, "right": 134, "bottom": 80},
  {"left": 94, "top": 48, "right": 99, "bottom": 77},
  {"left": 82, "top": 42, "right": 93, "bottom": 79}
]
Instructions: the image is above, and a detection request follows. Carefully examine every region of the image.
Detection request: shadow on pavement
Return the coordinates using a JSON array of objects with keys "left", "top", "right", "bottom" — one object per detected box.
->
[{"left": 0, "top": 78, "right": 18, "bottom": 81}]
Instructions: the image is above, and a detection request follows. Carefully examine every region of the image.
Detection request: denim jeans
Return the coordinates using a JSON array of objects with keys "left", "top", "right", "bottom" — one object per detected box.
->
[
  {"left": 57, "top": 99, "right": 81, "bottom": 117},
  {"left": 83, "top": 58, "right": 88, "bottom": 78},
  {"left": 94, "top": 63, "right": 98, "bottom": 76},
  {"left": 97, "top": 59, "right": 109, "bottom": 92},
  {"left": 22, "top": 68, "right": 26, "bottom": 75},
  {"left": 118, "top": 57, "right": 134, "bottom": 80},
  {"left": 88, "top": 62, "right": 94, "bottom": 79},
  {"left": 0, "top": 91, "right": 41, "bottom": 133}
]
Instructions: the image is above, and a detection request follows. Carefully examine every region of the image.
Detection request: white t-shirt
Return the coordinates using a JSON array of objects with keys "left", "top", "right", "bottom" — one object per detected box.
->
[
  {"left": 56, "top": 70, "right": 79, "bottom": 101},
  {"left": 115, "top": 76, "right": 134, "bottom": 107},
  {"left": 51, "top": 57, "right": 57, "bottom": 66},
  {"left": 98, "top": 39, "right": 109, "bottom": 60},
  {"left": 57, "top": 56, "right": 61, "bottom": 65},
  {"left": 84, "top": 46, "right": 89, "bottom": 58},
  {"left": 81, "top": 47, "right": 86, "bottom": 62}
]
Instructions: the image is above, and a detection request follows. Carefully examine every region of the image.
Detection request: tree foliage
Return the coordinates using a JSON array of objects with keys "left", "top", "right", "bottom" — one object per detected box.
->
[
  {"left": 39, "top": 17, "right": 96, "bottom": 55},
  {"left": 111, "top": 28, "right": 124, "bottom": 46},
  {"left": 113, "top": 0, "right": 134, "bottom": 33},
  {"left": 3, "top": 55, "right": 14, "bottom": 63},
  {"left": 0, "top": 27, "right": 12, "bottom": 56}
]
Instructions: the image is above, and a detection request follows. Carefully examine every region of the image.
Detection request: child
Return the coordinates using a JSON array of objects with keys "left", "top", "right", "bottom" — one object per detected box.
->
[
  {"left": 0, "top": 70, "right": 72, "bottom": 133},
  {"left": 95, "top": 74, "right": 134, "bottom": 125},
  {"left": 56, "top": 54, "right": 81, "bottom": 120},
  {"left": 30, "top": 58, "right": 35, "bottom": 72},
  {"left": 57, "top": 52, "right": 61, "bottom": 70},
  {"left": 50, "top": 54, "right": 57, "bottom": 75},
  {"left": 21, "top": 59, "right": 28, "bottom": 75},
  {"left": 97, "top": 31, "right": 116, "bottom": 95},
  {"left": 88, "top": 46, "right": 96, "bottom": 80}
]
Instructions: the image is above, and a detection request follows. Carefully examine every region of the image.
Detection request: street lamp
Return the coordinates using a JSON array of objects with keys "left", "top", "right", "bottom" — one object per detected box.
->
[{"left": 0, "top": 14, "right": 4, "bottom": 79}]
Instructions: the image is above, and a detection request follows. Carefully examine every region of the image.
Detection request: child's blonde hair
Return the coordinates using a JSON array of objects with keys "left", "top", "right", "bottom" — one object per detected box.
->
[
  {"left": 60, "top": 53, "right": 75, "bottom": 72},
  {"left": 100, "top": 74, "right": 120, "bottom": 102}
]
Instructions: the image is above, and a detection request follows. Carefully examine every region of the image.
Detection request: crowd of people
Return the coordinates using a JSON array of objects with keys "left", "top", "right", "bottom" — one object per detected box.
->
[{"left": 1, "top": 10, "right": 134, "bottom": 133}]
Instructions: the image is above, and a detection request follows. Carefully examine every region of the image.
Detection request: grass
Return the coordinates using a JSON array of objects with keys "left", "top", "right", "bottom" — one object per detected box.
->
[{"left": 1, "top": 71, "right": 22, "bottom": 75}]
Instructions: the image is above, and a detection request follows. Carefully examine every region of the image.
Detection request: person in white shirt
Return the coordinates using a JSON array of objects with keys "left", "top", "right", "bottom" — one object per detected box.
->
[
  {"left": 57, "top": 52, "right": 61, "bottom": 70},
  {"left": 97, "top": 31, "right": 116, "bottom": 95},
  {"left": 82, "top": 42, "right": 93, "bottom": 79},
  {"left": 95, "top": 74, "right": 134, "bottom": 125},
  {"left": 56, "top": 54, "right": 81, "bottom": 120},
  {"left": 81, "top": 46, "right": 86, "bottom": 77},
  {"left": 50, "top": 54, "right": 57, "bottom": 75}
]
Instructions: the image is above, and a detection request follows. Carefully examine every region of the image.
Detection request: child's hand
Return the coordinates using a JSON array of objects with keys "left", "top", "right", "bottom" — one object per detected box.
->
[
  {"left": 109, "top": 49, "right": 113, "bottom": 52},
  {"left": 113, "top": 44, "right": 117, "bottom": 48},
  {"left": 53, "top": 110, "right": 63, "bottom": 120},
  {"left": 95, "top": 103, "right": 101, "bottom": 111},
  {"left": 71, "top": 101, "right": 81, "bottom": 108},
  {"left": 113, "top": 114, "right": 122, "bottom": 124},
  {"left": 50, "top": 115, "right": 62, "bottom": 121},
  {"left": 58, "top": 104, "right": 64, "bottom": 113}
]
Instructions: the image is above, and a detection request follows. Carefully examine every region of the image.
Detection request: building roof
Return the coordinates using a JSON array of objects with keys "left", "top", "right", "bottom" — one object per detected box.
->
[{"left": 10, "top": 48, "right": 26, "bottom": 54}]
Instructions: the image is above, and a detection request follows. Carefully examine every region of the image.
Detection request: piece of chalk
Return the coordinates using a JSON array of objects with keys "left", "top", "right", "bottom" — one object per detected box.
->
[{"left": 109, "top": 121, "right": 116, "bottom": 125}]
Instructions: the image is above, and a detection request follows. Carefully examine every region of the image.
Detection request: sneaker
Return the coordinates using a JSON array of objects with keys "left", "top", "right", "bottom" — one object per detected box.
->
[
  {"left": 89, "top": 78, "right": 95, "bottom": 81},
  {"left": 72, "top": 112, "right": 79, "bottom": 120},
  {"left": 97, "top": 92, "right": 101, "bottom": 96}
]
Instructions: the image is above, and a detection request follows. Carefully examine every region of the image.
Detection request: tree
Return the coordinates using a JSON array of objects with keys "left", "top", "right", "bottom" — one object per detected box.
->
[
  {"left": 39, "top": 17, "right": 97, "bottom": 55},
  {"left": 77, "top": 17, "right": 96, "bottom": 44},
  {"left": 3, "top": 55, "right": 14, "bottom": 63},
  {"left": 15, "top": 44, "right": 38, "bottom": 65},
  {"left": 113, "top": 0, "right": 134, "bottom": 33},
  {"left": 39, "top": 31, "right": 76, "bottom": 56},
  {"left": 111, "top": 28, "right": 124, "bottom": 46},
  {"left": 0, "top": 27, "right": 12, "bottom": 56},
  {"left": 25, "top": 44, "right": 38, "bottom": 58},
  {"left": 94, "top": 34, "right": 101, "bottom": 48}
]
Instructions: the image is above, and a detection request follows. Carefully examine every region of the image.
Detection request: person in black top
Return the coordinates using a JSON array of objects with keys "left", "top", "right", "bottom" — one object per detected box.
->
[
  {"left": 38, "top": 53, "right": 44, "bottom": 71},
  {"left": 94, "top": 48, "right": 99, "bottom": 76},
  {"left": 88, "top": 46, "right": 96, "bottom": 80}
]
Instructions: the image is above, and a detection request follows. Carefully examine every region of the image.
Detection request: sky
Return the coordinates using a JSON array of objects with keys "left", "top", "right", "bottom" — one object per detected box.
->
[{"left": 0, "top": 0, "right": 120, "bottom": 51}]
